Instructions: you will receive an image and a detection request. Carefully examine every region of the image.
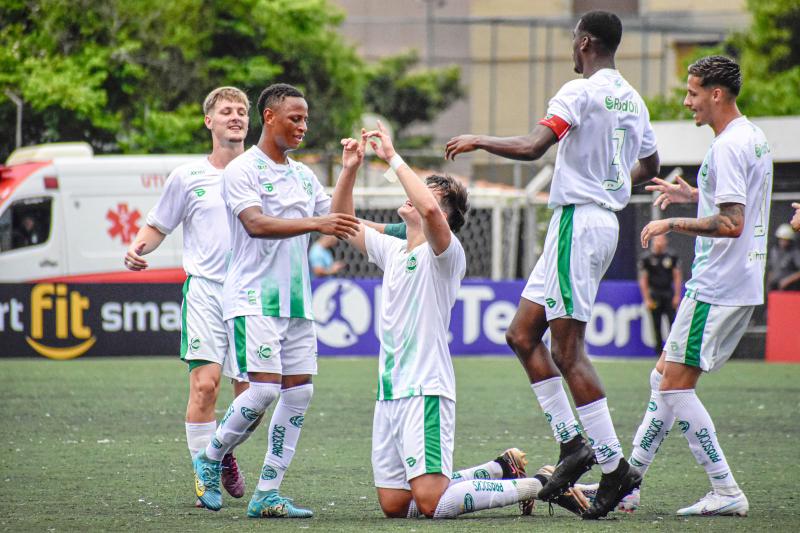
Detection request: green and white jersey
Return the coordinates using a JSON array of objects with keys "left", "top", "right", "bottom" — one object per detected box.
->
[
  {"left": 365, "top": 227, "right": 466, "bottom": 402},
  {"left": 146, "top": 157, "right": 229, "bottom": 283},
  {"left": 546, "top": 69, "right": 657, "bottom": 211},
  {"left": 222, "top": 146, "right": 331, "bottom": 321},
  {"left": 685, "top": 116, "right": 773, "bottom": 306}
]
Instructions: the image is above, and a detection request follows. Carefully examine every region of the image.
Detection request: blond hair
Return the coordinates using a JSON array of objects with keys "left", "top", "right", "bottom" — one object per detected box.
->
[{"left": 203, "top": 86, "right": 250, "bottom": 115}]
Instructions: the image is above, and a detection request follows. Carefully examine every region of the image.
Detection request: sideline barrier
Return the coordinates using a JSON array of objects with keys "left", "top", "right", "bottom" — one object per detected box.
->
[{"left": 0, "top": 280, "right": 699, "bottom": 359}]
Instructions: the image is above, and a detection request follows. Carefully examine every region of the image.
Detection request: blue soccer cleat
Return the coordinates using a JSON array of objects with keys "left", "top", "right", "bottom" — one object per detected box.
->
[
  {"left": 247, "top": 489, "right": 313, "bottom": 518},
  {"left": 193, "top": 451, "right": 222, "bottom": 511}
]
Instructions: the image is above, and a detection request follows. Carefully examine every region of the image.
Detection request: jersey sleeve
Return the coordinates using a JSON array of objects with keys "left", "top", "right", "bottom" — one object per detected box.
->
[
  {"left": 712, "top": 140, "right": 748, "bottom": 205},
  {"left": 312, "top": 174, "right": 331, "bottom": 216},
  {"left": 540, "top": 79, "right": 587, "bottom": 137},
  {"left": 223, "top": 161, "right": 261, "bottom": 217},
  {"left": 145, "top": 168, "right": 186, "bottom": 235},
  {"left": 638, "top": 106, "right": 658, "bottom": 158},
  {"left": 432, "top": 234, "right": 467, "bottom": 280},
  {"left": 365, "top": 225, "right": 395, "bottom": 271}
]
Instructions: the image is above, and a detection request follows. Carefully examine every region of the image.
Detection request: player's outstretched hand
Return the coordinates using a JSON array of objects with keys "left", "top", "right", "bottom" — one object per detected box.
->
[
  {"left": 646, "top": 176, "right": 694, "bottom": 210},
  {"left": 124, "top": 242, "right": 148, "bottom": 271},
  {"left": 363, "top": 121, "right": 396, "bottom": 162},
  {"left": 791, "top": 202, "right": 800, "bottom": 232},
  {"left": 341, "top": 131, "right": 366, "bottom": 170},
  {"left": 444, "top": 134, "right": 480, "bottom": 161},
  {"left": 316, "top": 213, "right": 361, "bottom": 240},
  {"left": 641, "top": 219, "right": 671, "bottom": 248}
]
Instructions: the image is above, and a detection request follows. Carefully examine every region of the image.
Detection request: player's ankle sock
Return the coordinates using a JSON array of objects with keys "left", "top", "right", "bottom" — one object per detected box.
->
[
  {"left": 186, "top": 421, "right": 216, "bottom": 459},
  {"left": 257, "top": 383, "right": 313, "bottom": 491},
  {"left": 451, "top": 460, "right": 504, "bottom": 483},
  {"left": 206, "top": 382, "right": 280, "bottom": 461},
  {"left": 576, "top": 397, "right": 623, "bottom": 474},
  {"left": 407, "top": 500, "right": 420, "bottom": 518},
  {"left": 661, "top": 389, "right": 740, "bottom": 495},
  {"left": 532, "top": 377, "right": 581, "bottom": 444},
  {"left": 432, "top": 478, "right": 542, "bottom": 518},
  {"left": 629, "top": 370, "right": 673, "bottom": 475}
]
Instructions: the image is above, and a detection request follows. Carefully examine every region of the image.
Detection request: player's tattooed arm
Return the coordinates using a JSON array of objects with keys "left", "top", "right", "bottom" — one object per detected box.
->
[
  {"left": 640, "top": 203, "right": 744, "bottom": 247},
  {"left": 444, "top": 124, "right": 557, "bottom": 161}
]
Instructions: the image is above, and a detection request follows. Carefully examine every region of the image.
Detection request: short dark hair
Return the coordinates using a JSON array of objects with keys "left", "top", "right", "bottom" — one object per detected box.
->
[
  {"left": 257, "top": 83, "right": 305, "bottom": 124},
  {"left": 577, "top": 11, "right": 622, "bottom": 54},
  {"left": 425, "top": 174, "right": 469, "bottom": 233},
  {"left": 688, "top": 55, "right": 742, "bottom": 96}
]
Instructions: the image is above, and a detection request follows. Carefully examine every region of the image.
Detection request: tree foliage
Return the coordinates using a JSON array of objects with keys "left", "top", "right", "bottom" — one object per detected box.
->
[{"left": 647, "top": 0, "right": 800, "bottom": 120}]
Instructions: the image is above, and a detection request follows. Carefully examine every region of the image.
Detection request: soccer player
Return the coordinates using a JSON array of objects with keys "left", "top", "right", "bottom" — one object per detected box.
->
[
  {"left": 331, "top": 124, "right": 590, "bottom": 519},
  {"left": 626, "top": 55, "right": 772, "bottom": 517},
  {"left": 191, "top": 83, "right": 360, "bottom": 517},
  {"left": 124, "top": 86, "right": 252, "bottom": 505},
  {"left": 445, "top": 11, "right": 660, "bottom": 518}
]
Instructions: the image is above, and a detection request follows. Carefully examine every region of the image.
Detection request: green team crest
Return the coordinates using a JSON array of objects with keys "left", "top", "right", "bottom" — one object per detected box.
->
[
  {"left": 257, "top": 344, "right": 272, "bottom": 359},
  {"left": 406, "top": 254, "right": 418, "bottom": 273},
  {"left": 302, "top": 178, "right": 313, "bottom": 197}
]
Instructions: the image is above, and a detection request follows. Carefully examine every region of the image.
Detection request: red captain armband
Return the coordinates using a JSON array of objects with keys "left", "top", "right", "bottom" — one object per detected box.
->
[{"left": 538, "top": 114, "right": 571, "bottom": 140}]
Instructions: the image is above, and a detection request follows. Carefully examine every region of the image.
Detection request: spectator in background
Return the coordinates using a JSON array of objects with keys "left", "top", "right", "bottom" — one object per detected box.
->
[
  {"left": 791, "top": 202, "right": 800, "bottom": 232},
  {"left": 309, "top": 234, "right": 346, "bottom": 277},
  {"left": 12, "top": 215, "right": 42, "bottom": 247},
  {"left": 768, "top": 223, "right": 800, "bottom": 291},
  {"left": 638, "top": 234, "right": 682, "bottom": 354}
]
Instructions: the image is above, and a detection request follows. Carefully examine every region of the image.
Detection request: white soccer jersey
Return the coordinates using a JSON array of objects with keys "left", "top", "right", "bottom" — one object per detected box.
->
[
  {"left": 365, "top": 227, "right": 466, "bottom": 402},
  {"left": 545, "top": 68, "right": 657, "bottom": 211},
  {"left": 684, "top": 116, "right": 773, "bottom": 306},
  {"left": 146, "top": 158, "right": 229, "bottom": 283},
  {"left": 222, "top": 146, "right": 331, "bottom": 321}
]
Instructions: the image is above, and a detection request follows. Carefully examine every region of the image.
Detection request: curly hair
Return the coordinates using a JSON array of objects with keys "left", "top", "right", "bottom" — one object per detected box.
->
[
  {"left": 688, "top": 55, "right": 742, "bottom": 96},
  {"left": 577, "top": 11, "right": 622, "bottom": 54}
]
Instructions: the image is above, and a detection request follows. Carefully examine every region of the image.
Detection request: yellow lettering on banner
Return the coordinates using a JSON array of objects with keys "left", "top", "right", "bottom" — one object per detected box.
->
[
  {"left": 25, "top": 336, "right": 97, "bottom": 360},
  {"left": 27, "top": 283, "right": 95, "bottom": 359}
]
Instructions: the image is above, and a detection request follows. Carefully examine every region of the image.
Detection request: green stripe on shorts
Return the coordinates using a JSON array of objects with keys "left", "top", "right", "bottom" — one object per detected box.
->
[
  {"left": 557, "top": 205, "right": 575, "bottom": 315},
  {"left": 234, "top": 316, "right": 248, "bottom": 373},
  {"left": 423, "top": 396, "right": 442, "bottom": 473},
  {"left": 179, "top": 275, "right": 192, "bottom": 360},
  {"left": 685, "top": 301, "right": 711, "bottom": 367}
]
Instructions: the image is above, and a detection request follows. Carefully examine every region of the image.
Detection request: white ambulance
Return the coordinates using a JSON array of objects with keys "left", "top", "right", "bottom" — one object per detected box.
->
[{"left": 0, "top": 142, "right": 196, "bottom": 283}]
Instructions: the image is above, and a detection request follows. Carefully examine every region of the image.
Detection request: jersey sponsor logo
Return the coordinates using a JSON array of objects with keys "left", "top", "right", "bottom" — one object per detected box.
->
[
  {"left": 639, "top": 418, "right": 664, "bottom": 451},
  {"left": 754, "top": 141, "right": 770, "bottom": 158},
  {"left": 256, "top": 159, "right": 268, "bottom": 171},
  {"left": 289, "top": 415, "right": 304, "bottom": 428},
  {"left": 271, "top": 425, "right": 286, "bottom": 458},
  {"left": 405, "top": 456, "right": 417, "bottom": 467},
  {"left": 406, "top": 255, "right": 417, "bottom": 273},
  {"left": 257, "top": 344, "right": 272, "bottom": 359},
  {"left": 603, "top": 96, "right": 640, "bottom": 115},
  {"left": 262, "top": 182, "right": 274, "bottom": 193},
  {"left": 301, "top": 177, "right": 313, "bottom": 197},
  {"left": 194, "top": 188, "right": 206, "bottom": 197},
  {"left": 24, "top": 283, "right": 97, "bottom": 360},
  {"left": 106, "top": 202, "right": 141, "bottom": 245},
  {"left": 463, "top": 493, "right": 474, "bottom": 512},
  {"left": 190, "top": 336, "right": 201, "bottom": 352},
  {"left": 261, "top": 465, "right": 278, "bottom": 480},
  {"left": 474, "top": 469, "right": 490, "bottom": 479},
  {"left": 694, "top": 427, "right": 722, "bottom": 463},
  {"left": 241, "top": 406, "right": 259, "bottom": 421},
  {"left": 190, "top": 169, "right": 204, "bottom": 176},
  {"left": 247, "top": 290, "right": 257, "bottom": 305},
  {"left": 312, "top": 280, "right": 371, "bottom": 348}
]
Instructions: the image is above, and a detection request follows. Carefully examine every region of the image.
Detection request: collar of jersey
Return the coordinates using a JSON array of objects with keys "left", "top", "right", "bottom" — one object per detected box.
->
[{"left": 252, "top": 145, "right": 296, "bottom": 173}]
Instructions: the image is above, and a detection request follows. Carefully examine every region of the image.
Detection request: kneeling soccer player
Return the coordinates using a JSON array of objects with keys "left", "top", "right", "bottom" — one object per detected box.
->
[{"left": 331, "top": 124, "right": 589, "bottom": 519}]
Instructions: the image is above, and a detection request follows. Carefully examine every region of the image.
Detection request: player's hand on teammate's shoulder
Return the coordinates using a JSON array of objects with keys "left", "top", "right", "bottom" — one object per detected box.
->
[
  {"left": 124, "top": 241, "right": 148, "bottom": 271},
  {"left": 444, "top": 134, "right": 480, "bottom": 160},
  {"left": 646, "top": 176, "right": 695, "bottom": 210},
  {"left": 315, "top": 213, "right": 361, "bottom": 240},
  {"left": 363, "top": 121, "right": 396, "bottom": 161},
  {"left": 340, "top": 130, "right": 366, "bottom": 170}
]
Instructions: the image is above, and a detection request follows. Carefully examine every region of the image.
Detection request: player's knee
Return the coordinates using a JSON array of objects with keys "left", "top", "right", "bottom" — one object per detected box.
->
[
  {"left": 279, "top": 383, "right": 313, "bottom": 411},
  {"left": 191, "top": 377, "right": 219, "bottom": 407},
  {"left": 506, "top": 324, "right": 535, "bottom": 354},
  {"left": 415, "top": 498, "right": 438, "bottom": 519},
  {"left": 380, "top": 504, "right": 408, "bottom": 519}
]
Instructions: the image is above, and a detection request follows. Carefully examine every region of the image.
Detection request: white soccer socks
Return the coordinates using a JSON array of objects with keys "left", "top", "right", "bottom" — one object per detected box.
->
[
  {"left": 432, "top": 478, "right": 542, "bottom": 518},
  {"left": 450, "top": 460, "right": 504, "bottom": 484},
  {"left": 532, "top": 377, "right": 581, "bottom": 444},
  {"left": 257, "top": 383, "right": 314, "bottom": 492},
  {"left": 661, "top": 389, "right": 741, "bottom": 496},
  {"left": 186, "top": 421, "right": 217, "bottom": 458},
  {"left": 576, "top": 397, "right": 623, "bottom": 474},
  {"left": 205, "top": 382, "right": 281, "bottom": 461},
  {"left": 629, "top": 369, "right": 673, "bottom": 475}
]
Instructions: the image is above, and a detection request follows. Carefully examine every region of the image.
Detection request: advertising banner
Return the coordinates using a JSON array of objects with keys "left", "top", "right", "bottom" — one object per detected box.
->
[{"left": 0, "top": 280, "right": 660, "bottom": 359}]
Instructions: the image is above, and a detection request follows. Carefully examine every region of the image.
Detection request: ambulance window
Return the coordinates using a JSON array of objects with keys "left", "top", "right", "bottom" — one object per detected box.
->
[{"left": 0, "top": 197, "right": 52, "bottom": 252}]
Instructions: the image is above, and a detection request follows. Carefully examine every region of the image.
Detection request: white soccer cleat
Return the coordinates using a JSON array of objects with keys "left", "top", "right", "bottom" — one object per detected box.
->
[
  {"left": 618, "top": 487, "right": 640, "bottom": 512},
  {"left": 676, "top": 491, "right": 749, "bottom": 517}
]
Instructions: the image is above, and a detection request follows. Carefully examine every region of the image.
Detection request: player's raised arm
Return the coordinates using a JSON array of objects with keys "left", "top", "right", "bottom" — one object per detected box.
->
[
  {"left": 331, "top": 133, "right": 369, "bottom": 253},
  {"left": 366, "top": 122, "right": 452, "bottom": 255},
  {"left": 445, "top": 124, "right": 558, "bottom": 162}
]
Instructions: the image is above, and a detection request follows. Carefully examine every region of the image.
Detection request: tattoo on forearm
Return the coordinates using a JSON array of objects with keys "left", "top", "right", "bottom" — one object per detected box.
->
[{"left": 668, "top": 203, "right": 744, "bottom": 237}]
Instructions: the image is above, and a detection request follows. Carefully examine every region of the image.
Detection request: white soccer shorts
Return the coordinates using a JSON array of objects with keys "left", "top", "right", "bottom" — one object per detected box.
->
[
  {"left": 180, "top": 275, "right": 244, "bottom": 381},
  {"left": 372, "top": 395, "right": 455, "bottom": 489},
  {"left": 664, "top": 297, "right": 754, "bottom": 372},
  {"left": 522, "top": 203, "right": 618, "bottom": 322},
  {"left": 226, "top": 315, "right": 318, "bottom": 376}
]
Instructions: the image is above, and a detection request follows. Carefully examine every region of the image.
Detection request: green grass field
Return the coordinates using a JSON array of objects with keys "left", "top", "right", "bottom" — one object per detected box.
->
[{"left": 1, "top": 357, "right": 798, "bottom": 532}]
